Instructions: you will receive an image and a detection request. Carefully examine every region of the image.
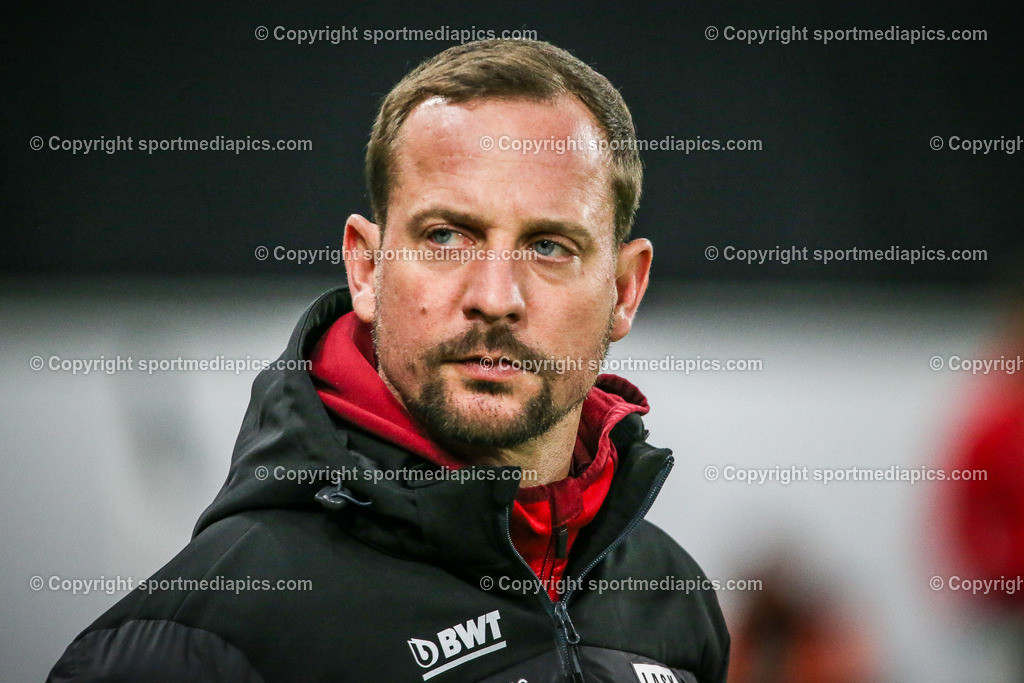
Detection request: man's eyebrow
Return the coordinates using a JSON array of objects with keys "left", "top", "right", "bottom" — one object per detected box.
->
[
  {"left": 521, "top": 218, "right": 594, "bottom": 247},
  {"left": 409, "top": 207, "right": 596, "bottom": 246},
  {"left": 408, "top": 206, "right": 478, "bottom": 228}
]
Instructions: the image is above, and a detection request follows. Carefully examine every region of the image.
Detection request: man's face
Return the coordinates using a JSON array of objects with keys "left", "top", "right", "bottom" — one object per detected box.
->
[{"left": 369, "top": 95, "right": 621, "bottom": 449}]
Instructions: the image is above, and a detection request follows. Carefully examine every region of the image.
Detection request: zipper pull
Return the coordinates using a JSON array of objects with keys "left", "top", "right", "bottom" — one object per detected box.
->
[
  {"left": 555, "top": 525, "right": 569, "bottom": 559},
  {"left": 554, "top": 602, "right": 580, "bottom": 644},
  {"left": 555, "top": 602, "right": 585, "bottom": 682}
]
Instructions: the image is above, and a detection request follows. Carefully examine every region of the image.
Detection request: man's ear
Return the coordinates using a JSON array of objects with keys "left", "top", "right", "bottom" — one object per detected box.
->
[
  {"left": 610, "top": 238, "right": 653, "bottom": 342},
  {"left": 344, "top": 214, "right": 380, "bottom": 323}
]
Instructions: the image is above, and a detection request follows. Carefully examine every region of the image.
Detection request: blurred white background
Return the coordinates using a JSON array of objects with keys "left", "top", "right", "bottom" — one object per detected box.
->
[{"left": 0, "top": 277, "right": 1009, "bottom": 681}]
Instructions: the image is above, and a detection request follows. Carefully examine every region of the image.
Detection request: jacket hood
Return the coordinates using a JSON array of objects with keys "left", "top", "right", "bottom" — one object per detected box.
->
[{"left": 193, "top": 286, "right": 674, "bottom": 576}]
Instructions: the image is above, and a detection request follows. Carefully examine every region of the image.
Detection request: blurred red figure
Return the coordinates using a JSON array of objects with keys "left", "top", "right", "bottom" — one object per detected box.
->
[
  {"left": 937, "top": 282, "right": 1024, "bottom": 679},
  {"left": 728, "top": 558, "right": 880, "bottom": 683},
  {"left": 944, "top": 284, "right": 1024, "bottom": 611},
  {"left": 946, "top": 369, "right": 1024, "bottom": 610}
]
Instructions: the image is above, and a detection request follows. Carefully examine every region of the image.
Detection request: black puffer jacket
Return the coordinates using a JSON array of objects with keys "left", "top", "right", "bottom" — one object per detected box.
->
[{"left": 49, "top": 287, "right": 730, "bottom": 682}]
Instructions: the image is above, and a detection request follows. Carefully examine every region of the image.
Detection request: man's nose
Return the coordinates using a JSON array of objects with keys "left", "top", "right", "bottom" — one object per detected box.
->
[{"left": 460, "top": 254, "right": 526, "bottom": 324}]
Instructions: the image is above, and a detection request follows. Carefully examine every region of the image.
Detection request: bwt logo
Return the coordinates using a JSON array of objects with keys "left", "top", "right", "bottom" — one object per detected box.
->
[{"left": 408, "top": 610, "right": 506, "bottom": 680}]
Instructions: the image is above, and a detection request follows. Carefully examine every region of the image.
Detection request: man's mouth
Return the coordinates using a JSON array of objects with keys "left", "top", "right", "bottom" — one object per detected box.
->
[
  {"left": 447, "top": 352, "right": 525, "bottom": 380},
  {"left": 451, "top": 350, "right": 512, "bottom": 363}
]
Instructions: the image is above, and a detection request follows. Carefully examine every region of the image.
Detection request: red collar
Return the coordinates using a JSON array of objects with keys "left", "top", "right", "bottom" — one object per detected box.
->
[{"left": 308, "top": 312, "right": 649, "bottom": 599}]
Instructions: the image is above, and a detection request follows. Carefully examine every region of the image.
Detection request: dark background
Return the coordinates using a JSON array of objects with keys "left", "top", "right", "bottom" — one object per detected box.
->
[{"left": 3, "top": 1, "right": 1022, "bottom": 287}]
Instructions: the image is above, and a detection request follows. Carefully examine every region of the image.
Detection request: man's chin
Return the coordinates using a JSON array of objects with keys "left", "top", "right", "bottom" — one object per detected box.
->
[
  {"left": 446, "top": 384, "right": 535, "bottom": 422},
  {"left": 406, "top": 376, "right": 564, "bottom": 449}
]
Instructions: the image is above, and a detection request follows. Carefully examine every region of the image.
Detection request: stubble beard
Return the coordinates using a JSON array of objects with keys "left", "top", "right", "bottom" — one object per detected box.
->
[{"left": 372, "top": 300, "right": 613, "bottom": 450}]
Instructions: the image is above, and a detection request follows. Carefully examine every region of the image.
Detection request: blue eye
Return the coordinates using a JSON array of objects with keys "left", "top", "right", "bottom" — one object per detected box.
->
[
  {"left": 430, "top": 229, "right": 455, "bottom": 245},
  {"left": 533, "top": 239, "right": 565, "bottom": 257}
]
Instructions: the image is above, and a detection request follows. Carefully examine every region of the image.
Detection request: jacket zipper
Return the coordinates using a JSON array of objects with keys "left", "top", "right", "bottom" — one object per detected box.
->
[
  {"left": 555, "top": 525, "right": 569, "bottom": 560},
  {"left": 538, "top": 524, "right": 568, "bottom": 598},
  {"left": 502, "top": 454, "right": 673, "bottom": 683},
  {"left": 554, "top": 601, "right": 584, "bottom": 682},
  {"left": 502, "top": 511, "right": 578, "bottom": 681}
]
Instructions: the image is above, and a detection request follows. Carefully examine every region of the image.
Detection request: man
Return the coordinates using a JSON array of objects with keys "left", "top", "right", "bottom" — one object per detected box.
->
[{"left": 50, "top": 39, "right": 729, "bottom": 682}]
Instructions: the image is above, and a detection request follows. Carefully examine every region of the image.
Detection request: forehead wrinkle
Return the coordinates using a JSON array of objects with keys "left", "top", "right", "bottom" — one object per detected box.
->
[{"left": 390, "top": 96, "right": 615, "bottom": 238}]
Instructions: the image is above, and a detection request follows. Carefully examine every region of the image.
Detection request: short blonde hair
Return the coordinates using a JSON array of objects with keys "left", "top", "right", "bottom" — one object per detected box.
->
[{"left": 366, "top": 39, "right": 642, "bottom": 243}]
